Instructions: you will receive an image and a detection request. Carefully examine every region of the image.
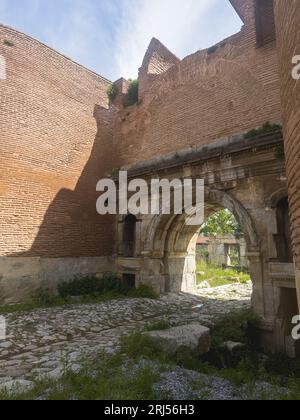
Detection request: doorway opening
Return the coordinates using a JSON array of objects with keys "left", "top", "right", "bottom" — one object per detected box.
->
[
  {"left": 196, "top": 209, "right": 250, "bottom": 288},
  {"left": 275, "top": 197, "right": 293, "bottom": 263},
  {"left": 123, "top": 214, "right": 137, "bottom": 258},
  {"left": 122, "top": 273, "right": 136, "bottom": 289}
]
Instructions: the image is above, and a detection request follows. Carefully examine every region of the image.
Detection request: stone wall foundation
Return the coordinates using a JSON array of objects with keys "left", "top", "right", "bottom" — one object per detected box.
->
[{"left": 0, "top": 257, "right": 115, "bottom": 304}]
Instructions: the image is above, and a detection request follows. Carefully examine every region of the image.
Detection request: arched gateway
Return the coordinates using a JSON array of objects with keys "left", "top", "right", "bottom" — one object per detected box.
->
[
  {"left": 117, "top": 130, "right": 299, "bottom": 356},
  {"left": 142, "top": 187, "right": 259, "bottom": 293}
]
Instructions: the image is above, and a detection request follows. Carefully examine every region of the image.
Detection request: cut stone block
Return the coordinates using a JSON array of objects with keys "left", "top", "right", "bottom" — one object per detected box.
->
[{"left": 144, "top": 324, "right": 211, "bottom": 356}]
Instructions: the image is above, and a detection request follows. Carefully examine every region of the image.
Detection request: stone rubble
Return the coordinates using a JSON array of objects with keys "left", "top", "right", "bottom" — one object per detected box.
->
[
  {"left": 118, "top": 358, "right": 289, "bottom": 401},
  {"left": 0, "top": 282, "right": 252, "bottom": 390},
  {"left": 152, "top": 365, "right": 289, "bottom": 401}
]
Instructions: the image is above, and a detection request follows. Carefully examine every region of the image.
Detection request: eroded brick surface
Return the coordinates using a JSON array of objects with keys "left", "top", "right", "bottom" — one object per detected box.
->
[
  {"left": 274, "top": 1, "right": 300, "bottom": 271},
  {"left": 0, "top": 0, "right": 282, "bottom": 260}
]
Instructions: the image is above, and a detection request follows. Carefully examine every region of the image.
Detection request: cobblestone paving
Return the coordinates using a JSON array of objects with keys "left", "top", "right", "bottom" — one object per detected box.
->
[{"left": 0, "top": 283, "right": 252, "bottom": 387}]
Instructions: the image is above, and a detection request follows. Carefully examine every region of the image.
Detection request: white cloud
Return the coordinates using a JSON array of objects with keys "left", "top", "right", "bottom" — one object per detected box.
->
[{"left": 113, "top": 0, "right": 242, "bottom": 80}]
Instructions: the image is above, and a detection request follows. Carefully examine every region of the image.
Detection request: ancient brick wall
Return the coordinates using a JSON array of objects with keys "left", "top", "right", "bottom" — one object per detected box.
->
[
  {"left": 274, "top": 0, "right": 300, "bottom": 303},
  {"left": 255, "top": 0, "right": 276, "bottom": 46},
  {"left": 0, "top": 0, "right": 283, "bottom": 261},
  {"left": 0, "top": 25, "right": 116, "bottom": 258},
  {"left": 115, "top": 0, "right": 282, "bottom": 167}
]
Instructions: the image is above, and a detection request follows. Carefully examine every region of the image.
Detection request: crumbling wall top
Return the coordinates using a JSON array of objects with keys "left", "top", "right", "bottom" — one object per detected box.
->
[
  {"left": 139, "top": 38, "right": 181, "bottom": 98},
  {"left": 229, "top": 0, "right": 255, "bottom": 24}
]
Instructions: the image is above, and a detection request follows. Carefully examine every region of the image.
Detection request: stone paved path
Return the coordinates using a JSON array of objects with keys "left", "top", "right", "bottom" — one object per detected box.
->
[{"left": 0, "top": 283, "right": 252, "bottom": 387}]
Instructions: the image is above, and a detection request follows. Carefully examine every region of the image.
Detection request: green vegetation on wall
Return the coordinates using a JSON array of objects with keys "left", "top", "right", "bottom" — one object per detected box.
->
[
  {"left": 107, "top": 84, "right": 118, "bottom": 102},
  {"left": 123, "top": 79, "right": 139, "bottom": 107},
  {"left": 3, "top": 39, "right": 14, "bottom": 47},
  {"left": 243, "top": 122, "right": 282, "bottom": 140},
  {"left": 275, "top": 143, "right": 285, "bottom": 161}
]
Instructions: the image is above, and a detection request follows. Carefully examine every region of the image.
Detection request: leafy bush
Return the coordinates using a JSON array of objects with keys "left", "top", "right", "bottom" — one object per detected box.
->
[
  {"left": 58, "top": 274, "right": 158, "bottom": 301},
  {"left": 123, "top": 79, "right": 139, "bottom": 107},
  {"left": 275, "top": 143, "right": 285, "bottom": 160},
  {"left": 207, "top": 45, "right": 218, "bottom": 55},
  {"left": 121, "top": 332, "right": 169, "bottom": 363},
  {"left": 197, "top": 247, "right": 209, "bottom": 262},
  {"left": 58, "top": 273, "right": 126, "bottom": 298},
  {"left": 107, "top": 84, "right": 118, "bottom": 102},
  {"left": 244, "top": 122, "right": 282, "bottom": 140},
  {"left": 3, "top": 40, "right": 14, "bottom": 47},
  {"left": 211, "top": 310, "right": 260, "bottom": 349}
]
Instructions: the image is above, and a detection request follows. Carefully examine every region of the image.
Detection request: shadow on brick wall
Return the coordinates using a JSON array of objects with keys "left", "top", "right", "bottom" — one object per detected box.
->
[{"left": 9, "top": 105, "right": 117, "bottom": 259}]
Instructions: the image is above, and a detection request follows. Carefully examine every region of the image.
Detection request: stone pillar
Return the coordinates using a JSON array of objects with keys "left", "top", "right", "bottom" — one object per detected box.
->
[
  {"left": 165, "top": 253, "right": 196, "bottom": 293},
  {"left": 239, "top": 239, "right": 248, "bottom": 269},
  {"left": 274, "top": 0, "right": 300, "bottom": 312}
]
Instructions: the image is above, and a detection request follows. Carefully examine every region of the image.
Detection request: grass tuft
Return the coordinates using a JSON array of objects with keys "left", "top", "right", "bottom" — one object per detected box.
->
[{"left": 144, "top": 320, "right": 170, "bottom": 332}]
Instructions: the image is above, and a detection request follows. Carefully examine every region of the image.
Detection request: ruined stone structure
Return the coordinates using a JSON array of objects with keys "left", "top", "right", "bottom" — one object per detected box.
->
[
  {"left": 0, "top": 0, "right": 299, "bottom": 354},
  {"left": 0, "top": 25, "right": 116, "bottom": 301},
  {"left": 197, "top": 235, "right": 248, "bottom": 269}
]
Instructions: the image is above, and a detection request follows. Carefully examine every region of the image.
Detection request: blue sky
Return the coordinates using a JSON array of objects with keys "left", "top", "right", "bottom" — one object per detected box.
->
[{"left": 0, "top": 0, "right": 243, "bottom": 81}]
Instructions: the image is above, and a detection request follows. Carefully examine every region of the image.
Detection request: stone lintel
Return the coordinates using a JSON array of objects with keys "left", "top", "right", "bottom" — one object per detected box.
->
[{"left": 122, "top": 130, "right": 283, "bottom": 178}]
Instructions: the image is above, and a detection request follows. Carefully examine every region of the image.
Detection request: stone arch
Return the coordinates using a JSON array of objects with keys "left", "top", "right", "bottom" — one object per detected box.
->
[
  {"left": 144, "top": 187, "right": 260, "bottom": 257},
  {"left": 141, "top": 187, "right": 260, "bottom": 293},
  {"left": 267, "top": 187, "right": 289, "bottom": 209}
]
